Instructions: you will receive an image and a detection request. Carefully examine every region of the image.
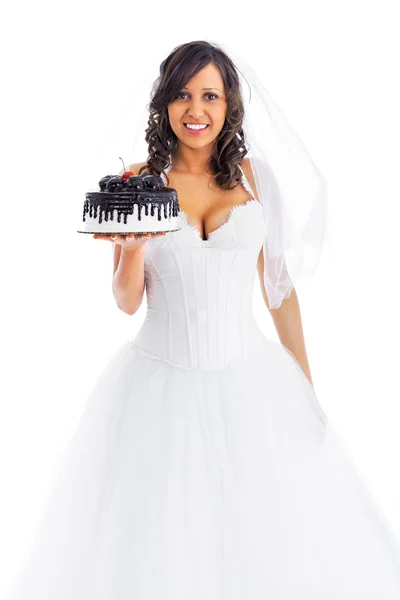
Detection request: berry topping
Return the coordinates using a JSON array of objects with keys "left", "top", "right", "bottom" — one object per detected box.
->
[
  {"left": 98, "top": 168, "right": 165, "bottom": 192},
  {"left": 99, "top": 175, "right": 114, "bottom": 190},
  {"left": 106, "top": 176, "right": 124, "bottom": 191},
  {"left": 141, "top": 174, "right": 163, "bottom": 190},
  {"left": 125, "top": 176, "right": 145, "bottom": 190}
]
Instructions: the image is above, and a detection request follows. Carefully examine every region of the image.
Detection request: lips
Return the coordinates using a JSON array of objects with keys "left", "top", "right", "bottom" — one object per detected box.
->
[
  {"left": 182, "top": 123, "right": 210, "bottom": 136},
  {"left": 184, "top": 123, "right": 208, "bottom": 136}
]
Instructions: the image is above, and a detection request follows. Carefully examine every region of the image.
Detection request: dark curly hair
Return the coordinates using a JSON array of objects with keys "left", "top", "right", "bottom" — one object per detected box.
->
[{"left": 138, "top": 40, "right": 248, "bottom": 190}]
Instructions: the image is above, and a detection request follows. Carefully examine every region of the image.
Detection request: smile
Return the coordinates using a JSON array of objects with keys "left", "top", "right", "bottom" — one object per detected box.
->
[{"left": 184, "top": 123, "right": 209, "bottom": 135}]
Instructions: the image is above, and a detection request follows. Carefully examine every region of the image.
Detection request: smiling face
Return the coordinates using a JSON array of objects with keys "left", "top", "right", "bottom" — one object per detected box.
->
[{"left": 167, "top": 62, "right": 227, "bottom": 153}]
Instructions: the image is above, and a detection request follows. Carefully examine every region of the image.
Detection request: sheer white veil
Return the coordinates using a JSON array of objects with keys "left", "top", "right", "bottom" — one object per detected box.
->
[{"left": 222, "top": 41, "right": 328, "bottom": 309}]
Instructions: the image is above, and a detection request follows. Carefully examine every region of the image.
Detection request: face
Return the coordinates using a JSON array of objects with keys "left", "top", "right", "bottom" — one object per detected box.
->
[{"left": 167, "top": 62, "right": 227, "bottom": 151}]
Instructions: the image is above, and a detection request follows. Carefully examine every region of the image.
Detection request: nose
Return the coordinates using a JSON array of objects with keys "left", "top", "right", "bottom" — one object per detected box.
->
[{"left": 187, "top": 97, "right": 205, "bottom": 119}]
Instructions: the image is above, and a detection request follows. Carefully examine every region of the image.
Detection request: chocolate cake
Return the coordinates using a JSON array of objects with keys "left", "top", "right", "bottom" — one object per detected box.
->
[{"left": 78, "top": 169, "right": 181, "bottom": 235}]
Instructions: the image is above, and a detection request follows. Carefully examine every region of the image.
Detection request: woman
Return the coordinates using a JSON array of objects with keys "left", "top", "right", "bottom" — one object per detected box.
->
[{"left": 8, "top": 41, "right": 400, "bottom": 599}]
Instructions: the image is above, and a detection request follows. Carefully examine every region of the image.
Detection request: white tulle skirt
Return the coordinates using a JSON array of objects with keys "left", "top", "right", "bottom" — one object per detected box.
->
[{"left": 7, "top": 337, "right": 400, "bottom": 599}]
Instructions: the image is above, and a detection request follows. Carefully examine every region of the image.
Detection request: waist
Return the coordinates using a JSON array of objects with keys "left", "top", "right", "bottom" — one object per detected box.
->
[{"left": 130, "top": 308, "right": 269, "bottom": 370}]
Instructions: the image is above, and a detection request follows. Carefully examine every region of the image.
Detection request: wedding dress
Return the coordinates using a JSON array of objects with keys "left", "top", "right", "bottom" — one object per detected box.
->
[{"left": 7, "top": 165, "right": 400, "bottom": 600}]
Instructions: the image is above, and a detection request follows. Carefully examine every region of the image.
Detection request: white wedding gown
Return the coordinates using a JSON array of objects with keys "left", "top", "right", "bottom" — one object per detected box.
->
[{"left": 7, "top": 166, "right": 400, "bottom": 599}]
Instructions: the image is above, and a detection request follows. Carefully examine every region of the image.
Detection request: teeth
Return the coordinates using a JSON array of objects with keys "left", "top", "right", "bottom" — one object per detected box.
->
[{"left": 185, "top": 124, "right": 208, "bottom": 130}]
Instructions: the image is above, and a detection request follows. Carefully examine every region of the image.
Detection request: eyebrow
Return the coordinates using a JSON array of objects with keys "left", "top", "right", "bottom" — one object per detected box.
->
[{"left": 182, "top": 87, "right": 222, "bottom": 91}]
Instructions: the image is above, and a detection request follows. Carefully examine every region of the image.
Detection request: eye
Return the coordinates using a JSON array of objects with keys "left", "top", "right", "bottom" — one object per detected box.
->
[{"left": 175, "top": 92, "right": 219, "bottom": 101}]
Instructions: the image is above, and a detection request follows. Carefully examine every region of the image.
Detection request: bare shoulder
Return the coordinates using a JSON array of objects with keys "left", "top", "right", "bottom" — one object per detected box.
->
[
  {"left": 128, "top": 161, "right": 149, "bottom": 175},
  {"left": 119, "top": 161, "right": 149, "bottom": 176},
  {"left": 240, "top": 158, "right": 264, "bottom": 272},
  {"left": 240, "top": 157, "right": 259, "bottom": 202}
]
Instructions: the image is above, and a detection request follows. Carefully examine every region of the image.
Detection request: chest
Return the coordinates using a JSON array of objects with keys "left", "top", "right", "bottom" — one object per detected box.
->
[{"left": 165, "top": 171, "right": 255, "bottom": 241}]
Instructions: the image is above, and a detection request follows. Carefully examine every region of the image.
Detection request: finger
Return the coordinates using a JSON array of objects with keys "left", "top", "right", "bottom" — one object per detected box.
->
[
  {"left": 93, "top": 234, "right": 114, "bottom": 241},
  {"left": 127, "top": 233, "right": 147, "bottom": 241}
]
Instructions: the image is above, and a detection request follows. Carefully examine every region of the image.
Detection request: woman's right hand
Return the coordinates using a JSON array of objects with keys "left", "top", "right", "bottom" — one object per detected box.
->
[{"left": 92, "top": 231, "right": 166, "bottom": 251}]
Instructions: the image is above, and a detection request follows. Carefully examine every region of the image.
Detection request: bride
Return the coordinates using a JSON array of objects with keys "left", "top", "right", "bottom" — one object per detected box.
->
[{"left": 7, "top": 40, "right": 400, "bottom": 600}]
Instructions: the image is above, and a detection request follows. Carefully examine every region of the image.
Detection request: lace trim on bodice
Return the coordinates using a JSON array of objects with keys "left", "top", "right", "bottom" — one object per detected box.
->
[
  {"left": 143, "top": 162, "right": 266, "bottom": 250},
  {"left": 179, "top": 198, "right": 259, "bottom": 243}
]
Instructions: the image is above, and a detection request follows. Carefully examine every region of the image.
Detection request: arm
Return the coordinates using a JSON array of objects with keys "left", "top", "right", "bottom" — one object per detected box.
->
[
  {"left": 112, "top": 161, "right": 149, "bottom": 315},
  {"left": 112, "top": 243, "right": 146, "bottom": 316},
  {"left": 242, "top": 156, "right": 314, "bottom": 386},
  {"left": 257, "top": 247, "right": 313, "bottom": 386}
]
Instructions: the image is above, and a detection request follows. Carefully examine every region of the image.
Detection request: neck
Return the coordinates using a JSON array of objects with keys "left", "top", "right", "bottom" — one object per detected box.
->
[{"left": 170, "top": 145, "right": 214, "bottom": 176}]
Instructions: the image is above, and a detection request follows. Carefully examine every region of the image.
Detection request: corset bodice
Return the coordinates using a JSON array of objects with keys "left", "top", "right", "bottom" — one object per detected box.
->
[{"left": 130, "top": 165, "right": 269, "bottom": 370}]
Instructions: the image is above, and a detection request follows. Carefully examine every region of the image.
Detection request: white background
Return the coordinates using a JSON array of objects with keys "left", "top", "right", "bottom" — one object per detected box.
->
[{"left": 1, "top": 0, "right": 400, "bottom": 594}]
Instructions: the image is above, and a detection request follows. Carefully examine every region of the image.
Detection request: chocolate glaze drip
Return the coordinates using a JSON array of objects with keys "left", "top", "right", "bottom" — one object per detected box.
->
[{"left": 83, "top": 188, "right": 180, "bottom": 226}]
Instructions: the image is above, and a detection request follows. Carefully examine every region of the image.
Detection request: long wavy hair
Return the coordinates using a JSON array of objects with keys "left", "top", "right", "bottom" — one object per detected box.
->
[{"left": 138, "top": 41, "right": 248, "bottom": 190}]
